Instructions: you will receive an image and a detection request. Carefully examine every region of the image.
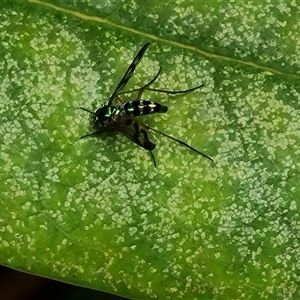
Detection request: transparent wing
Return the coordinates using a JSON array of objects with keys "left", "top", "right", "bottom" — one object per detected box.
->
[
  {"left": 112, "top": 115, "right": 156, "bottom": 151},
  {"left": 107, "top": 42, "right": 150, "bottom": 106}
]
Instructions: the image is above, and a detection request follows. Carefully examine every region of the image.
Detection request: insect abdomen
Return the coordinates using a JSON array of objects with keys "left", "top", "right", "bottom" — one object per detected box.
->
[{"left": 123, "top": 100, "right": 168, "bottom": 116}]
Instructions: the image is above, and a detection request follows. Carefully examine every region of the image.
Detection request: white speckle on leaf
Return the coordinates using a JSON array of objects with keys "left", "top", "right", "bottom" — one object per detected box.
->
[{"left": 289, "top": 200, "right": 297, "bottom": 210}]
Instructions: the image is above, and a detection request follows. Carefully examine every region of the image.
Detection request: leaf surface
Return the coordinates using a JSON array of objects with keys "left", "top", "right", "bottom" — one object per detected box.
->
[{"left": 1, "top": 1, "right": 300, "bottom": 299}]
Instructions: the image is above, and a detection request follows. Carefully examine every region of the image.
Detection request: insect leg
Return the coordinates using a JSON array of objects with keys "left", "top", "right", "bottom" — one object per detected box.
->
[
  {"left": 142, "top": 67, "right": 162, "bottom": 89},
  {"left": 119, "top": 69, "right": 204, "bottom": 96},
  {"left": 145, "top": 83, "right": 204, "bottom": 95},
  {"left": 119, "top": 67, "right": 162, "bottom": 99},
  {"left": 80, "top": 129, "right": 113, "bottom": 139},
  {"left": 149, "top": 151, "right": 157, "bottom": 167},
  {"left": 149, "top": 127, "right": 213, "bottom": 162},
  {"left": 136, "top": 67, "right": 162, "bottom": 100}
]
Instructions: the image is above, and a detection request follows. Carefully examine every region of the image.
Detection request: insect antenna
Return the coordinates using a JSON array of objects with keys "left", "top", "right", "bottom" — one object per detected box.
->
[
  {"left": 79, "top": 107, "right": 95, "bottom": 114},
  {"left": 149, "top": 127, "right": 213, "bottom": 162}
]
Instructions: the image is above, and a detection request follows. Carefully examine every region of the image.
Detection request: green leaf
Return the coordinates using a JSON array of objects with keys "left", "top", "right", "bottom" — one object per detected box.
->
[{"left": 1, "top": 0, "right": 300, "bottom": 299}]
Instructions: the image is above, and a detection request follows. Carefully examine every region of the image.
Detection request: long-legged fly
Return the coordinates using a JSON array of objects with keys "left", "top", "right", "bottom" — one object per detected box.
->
[{"left": 80, "top": 42, "right": 213, "bottom": 167}]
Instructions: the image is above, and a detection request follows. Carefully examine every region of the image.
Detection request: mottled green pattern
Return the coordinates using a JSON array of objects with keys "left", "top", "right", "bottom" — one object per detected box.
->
[{"left": 0, "top": 0, "right": 300, "bottom": 299}]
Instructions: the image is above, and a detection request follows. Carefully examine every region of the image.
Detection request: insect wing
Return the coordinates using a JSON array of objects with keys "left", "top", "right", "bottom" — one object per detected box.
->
[
  {"left": 112, "top": 115, "right": 156, "bottom": 151},
  {"left": 107, "top": 42, "right": 150, "bottom": 106}
]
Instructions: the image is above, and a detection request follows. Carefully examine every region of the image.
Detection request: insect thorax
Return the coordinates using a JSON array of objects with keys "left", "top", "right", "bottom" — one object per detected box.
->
[{"left": 94, "top": 105, "right": 121, "bottom": 124}]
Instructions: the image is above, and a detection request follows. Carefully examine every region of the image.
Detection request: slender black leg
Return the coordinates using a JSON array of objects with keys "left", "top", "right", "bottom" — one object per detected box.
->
[
  {"left": 149, "top": 127, "right": 213, "bottom": 162},
  {"left": 119, "top": 67, "right": 204, "bottom": 97},
  {"left": 119, "top": 67, "right": 162, "bottom": 99},
  {"left": 149, "top": 151, "right": 157, "bottom": 167},
  {"left": 145, "top": 83, "right": 204, "bottom": 95},
  {"left": 137, "top": 67, "right": 162, "bottom": 100},
  {"left": 142, "top": 67, "right": 162, "bottom": 89},
  {"left": 80, "top": 129, "right": 112, "bottom": 139},
  {"left": 80, "top": 132, "right": 99, "bottom": 139}
]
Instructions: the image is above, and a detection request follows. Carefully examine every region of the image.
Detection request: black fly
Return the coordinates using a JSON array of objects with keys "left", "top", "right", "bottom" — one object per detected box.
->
[{"left": 80, "top": 43, "right": 213, "bottom": 167}]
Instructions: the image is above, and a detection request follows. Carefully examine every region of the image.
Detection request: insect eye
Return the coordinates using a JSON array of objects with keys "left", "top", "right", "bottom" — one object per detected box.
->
[{"left": 95, "top": 105, "right": 111, "bottom": 122}]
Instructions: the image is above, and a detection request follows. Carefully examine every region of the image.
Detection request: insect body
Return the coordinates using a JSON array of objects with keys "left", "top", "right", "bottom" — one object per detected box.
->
[
  {"left": 123, "top": 100, "right": 168, "bottom": 116},
  {"left": 80, "top": 42, "right": 213, "bottom": 167},
  {"left": 94, "top": 100, "right": 167, "bottom": 123}
]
